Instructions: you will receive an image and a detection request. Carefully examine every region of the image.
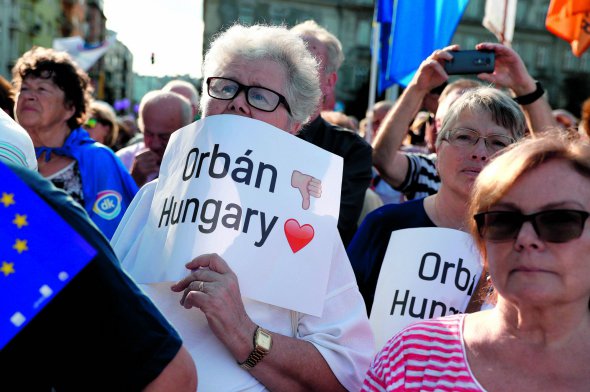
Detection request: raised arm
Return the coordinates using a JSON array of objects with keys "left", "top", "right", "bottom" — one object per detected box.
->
[
  {"left": 475, "top": 42, "right": 557, "bottom": 134},
  {"left": 372, "top": 46, "right": 454, "bottom": 187}
]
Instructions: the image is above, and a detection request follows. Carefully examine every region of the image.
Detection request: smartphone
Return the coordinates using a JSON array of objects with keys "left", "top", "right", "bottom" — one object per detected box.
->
[{"left": 444, "top": 50, "right": 495, "bottom": 75}]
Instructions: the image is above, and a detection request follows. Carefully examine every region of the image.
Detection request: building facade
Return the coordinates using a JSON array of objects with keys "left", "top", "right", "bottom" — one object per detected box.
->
[
  {"left": 2, "top": 1, "right": 588, "bottom": 119},
  {"left": 0, "top": 0, "right": 134, "bottom": 111},
  {"left": 202, "top": 0, "right": 590, "bottom": 119},
  {"left": 1, "top": 0, "right": 63, "bottom": 77},
  {"left": 203, "top": 0, "right": 374, "bottom": 120}
]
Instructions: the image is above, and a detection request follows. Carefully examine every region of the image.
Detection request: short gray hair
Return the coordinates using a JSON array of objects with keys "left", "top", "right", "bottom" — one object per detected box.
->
[
  {"left": 291, "top": 20, "right": 344, "bottom": 74},
  {"left": 436, "top": 87, "right": 527, "bottom": 148},
  {"left": 200, "top": 24, "right": 321, "bottom": 124}
]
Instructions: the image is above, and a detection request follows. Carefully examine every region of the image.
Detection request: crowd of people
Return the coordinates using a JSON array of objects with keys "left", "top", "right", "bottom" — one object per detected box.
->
[{"left": 1, "top": 18, "right": 590, "bottom": 392}]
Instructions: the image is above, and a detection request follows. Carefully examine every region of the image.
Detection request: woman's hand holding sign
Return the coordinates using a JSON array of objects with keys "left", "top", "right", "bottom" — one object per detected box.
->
[
  {"left": 171, "top": 253, "right": 257, "bottom": 361},
  {"left": 171, "top": 252, "right": 346, "bottom": 391}
]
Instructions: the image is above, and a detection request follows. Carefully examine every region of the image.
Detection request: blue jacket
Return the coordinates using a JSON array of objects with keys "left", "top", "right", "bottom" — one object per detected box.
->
[{"left": 37, "top": 127, "right": 138, "bottom": 239}]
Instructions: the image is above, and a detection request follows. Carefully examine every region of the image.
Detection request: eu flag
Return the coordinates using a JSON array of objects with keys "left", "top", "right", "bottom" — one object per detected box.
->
[
  {"left": 377, "top": 0, "right": 470, "bottom": 92},
  {"left": 0, "top": 163, "right": 96, "bottom": 350}
]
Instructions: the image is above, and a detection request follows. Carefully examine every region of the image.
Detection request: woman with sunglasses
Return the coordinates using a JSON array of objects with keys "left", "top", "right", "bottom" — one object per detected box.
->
[
  {"left": 11, "top": 47, "right": 137, "bottom": 239},
  {"left": 363, "top": 130, "right": 590, "bottom": 391},
  {"left": 112, "top": 24, "right": 374, "bottom": 391}
]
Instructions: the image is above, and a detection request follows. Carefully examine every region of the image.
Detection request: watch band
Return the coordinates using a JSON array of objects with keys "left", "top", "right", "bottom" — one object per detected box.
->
[
  {"left": 238, "top": 326, "right": 272, "bottom": 370},
  {"left": 239, "top": 348, "right": 266, "bottom": 370},
  {"left": 513, "top": 81, "right": 545, "bottom": 105}
]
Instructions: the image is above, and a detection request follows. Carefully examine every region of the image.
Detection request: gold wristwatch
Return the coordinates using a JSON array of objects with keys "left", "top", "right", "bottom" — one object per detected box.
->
[{"left": 238, "top": 326, "right": 273, "bottom": 370}]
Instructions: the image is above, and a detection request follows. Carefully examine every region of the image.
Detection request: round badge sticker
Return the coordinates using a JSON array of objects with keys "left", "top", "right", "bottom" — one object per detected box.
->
[{"left": 93, "top": 190, "right": 122, "bottom": 220}]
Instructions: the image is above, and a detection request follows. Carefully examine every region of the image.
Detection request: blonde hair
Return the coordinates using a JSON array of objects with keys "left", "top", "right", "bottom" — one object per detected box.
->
[{"left": 88, "top": 100, "right": 119, "bottom": 147}]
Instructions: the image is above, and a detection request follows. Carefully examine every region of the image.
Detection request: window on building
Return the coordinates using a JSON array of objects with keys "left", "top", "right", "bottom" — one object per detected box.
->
[
  {"left": 535, "top": 4, "right": 548, "bottom": 25},
  {"left": 536, "top": 45, "right": 548, "bottom": 69},
  {"left": 465, "top": 36, "right": 478, "bottom": 50},
  {"left": 269, "top": 4, "right": 288, "bottom": 25},
  {"left": 520, "top": 45, "right": 534, "bottom": 70},
  {"left": 357, "top": 19, "right": 370, "bottom": 46},
  {"left": 324, "top": 15, "right": 339, "bottom": 35},
  {"left": 238, "top": 0, "right": 255, "bottom": 25},
  {"left": 464, "top": 0, "right": 482, "bottom": 19},
  {"left": 512, "top": 42, "right": 522, "bottom": 57},
  {"left": 563, "top": 49, "right": 577, "bottom": 71},
  {"left": 516, "top": 2, "right": 527, "bottom": 25}
]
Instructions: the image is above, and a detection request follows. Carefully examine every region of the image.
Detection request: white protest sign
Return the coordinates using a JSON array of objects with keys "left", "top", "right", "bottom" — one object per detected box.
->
[
  {"left": 126, "top": 114, "right": 342, "bottom": 316},
  {"left": 370, "top": 227, "right": 482, "bottom": 349}
]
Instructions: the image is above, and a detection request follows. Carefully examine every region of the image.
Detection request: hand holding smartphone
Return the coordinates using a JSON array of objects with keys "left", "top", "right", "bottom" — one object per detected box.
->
[{"left": 443, "top": 50, "right": 495, "bottom": 75}]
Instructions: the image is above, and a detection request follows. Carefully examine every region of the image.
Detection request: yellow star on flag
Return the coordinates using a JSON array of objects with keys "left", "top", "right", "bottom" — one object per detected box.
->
[
  {"left": 13, "top": 214, "right": 28, "bottom": 228},
  {"left": 13, "top": 239, "right": 28, "bottom": 254},
  {"left": 1, "top": 192, "right": 15, "bottom": 207},
  {"left": 1, "top": 261, "right": 15, "bottom": 276}
]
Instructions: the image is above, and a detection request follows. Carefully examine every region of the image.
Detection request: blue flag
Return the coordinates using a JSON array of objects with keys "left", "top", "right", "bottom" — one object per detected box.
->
[
  {"left": 377, "top": 0, "right": 470, "bottom": 92},
  {"left": 0, "top": 163, "right": 96, "bottom": 350}
]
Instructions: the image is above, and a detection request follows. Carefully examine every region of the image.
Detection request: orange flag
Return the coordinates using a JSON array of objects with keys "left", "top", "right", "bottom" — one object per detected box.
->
[{"left": 545, "top": 0, "right": 590, "bottom": 57}]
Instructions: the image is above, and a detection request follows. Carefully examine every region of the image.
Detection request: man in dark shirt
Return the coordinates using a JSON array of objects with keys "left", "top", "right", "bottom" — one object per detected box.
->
[
  {"left": 0, "top": 162, "right": 196, "bottom": 391},
  {"left": 292, "top": 20, "right": 373, "bottom": 246}
]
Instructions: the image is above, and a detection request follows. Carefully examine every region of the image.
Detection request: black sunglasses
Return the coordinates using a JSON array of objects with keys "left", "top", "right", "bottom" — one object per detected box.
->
[
  {"left": 474, "top": 209, "right": 590, "bottom": 243},
  {"left": 206, "top": 77, "right": 292, "bottom": 114}
]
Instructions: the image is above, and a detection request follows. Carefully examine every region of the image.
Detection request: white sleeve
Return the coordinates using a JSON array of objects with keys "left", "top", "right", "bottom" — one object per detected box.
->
[
  {"left": 111, "top": 180, "right": 157, "bottom": 267},
  {"left": 298, "top": 237, "right": 375, "bottom": 391},
  {"left": 0, "top": 110, "right": 38, "bottom": 171}
]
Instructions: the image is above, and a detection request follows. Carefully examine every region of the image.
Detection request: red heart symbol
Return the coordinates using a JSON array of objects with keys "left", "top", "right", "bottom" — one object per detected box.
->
[{"left": 284, "top": 218, "right": 314, "bottom": 253}]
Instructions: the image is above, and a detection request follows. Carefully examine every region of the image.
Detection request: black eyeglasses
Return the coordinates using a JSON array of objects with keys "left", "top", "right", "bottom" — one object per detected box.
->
[
  {"left": 444, "top": 128, "right": 515, "bottom": 153},
  {"left": 206, "top": 77, "right": 292, "bottom": 114},
  {"left": 474, "top": 209, "right": 590, "bottom": 243}
]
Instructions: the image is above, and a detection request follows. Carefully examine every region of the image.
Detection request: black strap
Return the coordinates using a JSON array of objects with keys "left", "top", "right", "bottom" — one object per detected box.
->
[{"left": 513, "top": 81, "right": 545, "bottom": 105}]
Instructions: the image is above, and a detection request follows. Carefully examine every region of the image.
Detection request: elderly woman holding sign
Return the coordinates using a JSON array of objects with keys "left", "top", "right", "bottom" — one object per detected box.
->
[
  {"left": 112, "top": 24, "right": 373, "bottom": 391},
  {"left": 348, "top": 86, "right": 527, "bottom": 314},
  {"left": 363, "top": 131, "right": 590, "bottom": 390}
]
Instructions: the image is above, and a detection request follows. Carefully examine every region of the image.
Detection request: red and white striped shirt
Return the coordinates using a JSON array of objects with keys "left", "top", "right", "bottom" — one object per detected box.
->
[{"left": 362, "top": 314, "right": 485, "bottom": 391}]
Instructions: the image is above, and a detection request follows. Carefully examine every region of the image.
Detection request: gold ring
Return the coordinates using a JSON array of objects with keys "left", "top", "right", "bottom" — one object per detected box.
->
[{"left": 198, "top": 281, "right": 204, "bottom": 292}]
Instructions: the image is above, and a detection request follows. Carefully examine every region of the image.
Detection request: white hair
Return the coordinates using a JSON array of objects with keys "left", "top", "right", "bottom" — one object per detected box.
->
[{"left": 200, "top": 24, "right": 321, "bottom": 124}]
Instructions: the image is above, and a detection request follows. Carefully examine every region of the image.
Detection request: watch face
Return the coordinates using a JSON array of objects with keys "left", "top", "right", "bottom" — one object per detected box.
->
[{"left": 256, "top": 329, "right": 273, "bottom": 350}]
